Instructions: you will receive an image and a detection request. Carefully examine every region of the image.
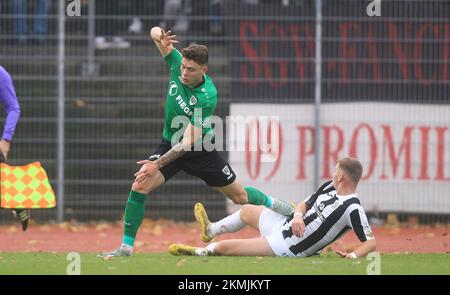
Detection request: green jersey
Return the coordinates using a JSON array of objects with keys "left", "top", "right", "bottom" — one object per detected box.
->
[{"left": 162, "top": 49, "right": 218, "bottom": 142}]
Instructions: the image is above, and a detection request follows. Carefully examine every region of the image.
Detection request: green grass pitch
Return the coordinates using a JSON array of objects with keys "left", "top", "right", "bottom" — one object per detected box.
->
[{"left": 0, "top": 253, "right": 449, "bottom": 275}]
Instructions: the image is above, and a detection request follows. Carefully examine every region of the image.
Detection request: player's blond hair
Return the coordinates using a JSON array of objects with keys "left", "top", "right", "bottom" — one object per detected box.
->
[{"left": 337, "top": 157, "right": 363, "bottom": 185}]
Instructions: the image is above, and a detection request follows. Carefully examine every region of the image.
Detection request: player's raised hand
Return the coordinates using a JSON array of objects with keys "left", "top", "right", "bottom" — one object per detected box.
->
[
  {"left": 160, "top": 29, "right": 179, "bottom": 48},
  {"left": 134, "top": 160, "right": 159, "bottom": 183}
]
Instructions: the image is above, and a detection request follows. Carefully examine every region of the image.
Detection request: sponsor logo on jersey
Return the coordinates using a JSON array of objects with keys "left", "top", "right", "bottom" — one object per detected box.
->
[
  {"left": 318, "top": 202, "right": 325, "bottom": 211},
  {"left": 364, "top": 226, "right": 374, "bottom": 239},
  {"left": 176, "top": 95, "right": 193, "bottom": 116},
  {"left": 169, "top": 81, "right": 178, "bottom": 96}
]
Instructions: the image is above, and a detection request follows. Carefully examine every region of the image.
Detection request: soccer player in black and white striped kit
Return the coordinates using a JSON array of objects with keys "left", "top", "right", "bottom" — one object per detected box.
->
[{"left": 169, "top": 157, "right": 376, "bottom": 259}]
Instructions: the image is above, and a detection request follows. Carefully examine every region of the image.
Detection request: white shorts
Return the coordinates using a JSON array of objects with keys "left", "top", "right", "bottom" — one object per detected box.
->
[{"left": 258, "top": 208, "right": 293, "bottom": 257}]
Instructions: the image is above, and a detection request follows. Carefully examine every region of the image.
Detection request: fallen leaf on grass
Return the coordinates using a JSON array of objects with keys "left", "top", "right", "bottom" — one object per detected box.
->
[
  {"left": 176, "top": 258, "right": 186, "bottom": 267},
  {"left": 134, "top": 241, "right": 144, "bottom": 248},
  {"left": 7, "top": 226, "right": 18, "bottom": 233},
  {"left": 39, "top": 225, "right": 51, "bottom": 232},
  {"left": 151, "top": 225, "right": 163, "bottom": 236},
  {"left": 58, "top": 222, "right": 84, "bottom": 232},
  {"left": 95, "top": 223, "right": 111, "bottom": 231},
  {"left": 345, "top": 244, "right": 357, "bottom": 252},
  {"left": 388, "top": 228, "right": 401, "bottom": 236}
]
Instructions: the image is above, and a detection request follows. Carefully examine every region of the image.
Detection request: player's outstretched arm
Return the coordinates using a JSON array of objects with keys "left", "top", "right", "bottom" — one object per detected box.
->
[
  {"left": 336, "top": 239, "right": 377, "bottom": 259},
  {"left": 134, "top": 123, "right": 202, "bottom": 183},
  {"left": 153, "top": 123, "right": 202, "bottom": 168},
  {"left": 150, "top": 26, "right": 179, "bottom": 58},
  {"left": 292, "top": 201, "right": 306, "bottom": 237}
]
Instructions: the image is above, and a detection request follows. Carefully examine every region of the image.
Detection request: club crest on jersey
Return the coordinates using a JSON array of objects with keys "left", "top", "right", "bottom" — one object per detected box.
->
[
  {"left": 222, "top": 165, "right": 231, "bottom": 176},
  {"left": 189, "top": 95, "right": 198, "bottom": 105},
  {"left": 169, "top": 81, "right": 178, "bottom": 96}
]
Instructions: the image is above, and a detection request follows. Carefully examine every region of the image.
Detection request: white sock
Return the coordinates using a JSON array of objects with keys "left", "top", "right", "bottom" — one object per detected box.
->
[
  {"left": 194, "top": 247, "right": 208, "bottom": 256},
  {"left": 206, "top": 242, "right": 218, "bottom": 255},
  {"left": 208, "top": 210, "right": 245, "bottom": 237},
  {"left": 120, "top": 243, "right": 133, "bottom": 254},
  {"left": 194, "top": 242, "right": 217, "bottom": 256}
]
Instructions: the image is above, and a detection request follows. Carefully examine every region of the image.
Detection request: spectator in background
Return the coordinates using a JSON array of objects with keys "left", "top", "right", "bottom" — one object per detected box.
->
[
  {"left": 159, "top": 0, "right": 191, "bottom": 33},
  {"left": 209, "top": 0, "right": 222, "bottom": 35},
  {"left": 0, "top": 65, "right": 29, "bottom": 231},
  {"left": 127, "top": 0, "right": 164, "bottom": 35},
  {"left": 94, "top": 0, "right": 165, "bottom": 49},
  {"left": 158, "top": 0, "right": 223, "bottom": 37},
  {"left": 12, "top": 0, "right": 51, "bottom": 44},
  {"left": 94, "top": 0, "right": 130, "bottom": 49}
]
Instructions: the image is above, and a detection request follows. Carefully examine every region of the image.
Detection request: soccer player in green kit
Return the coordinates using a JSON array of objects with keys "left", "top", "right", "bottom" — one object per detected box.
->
[{"left": 98, "top": 27, "right": 294, "bottom": 257}]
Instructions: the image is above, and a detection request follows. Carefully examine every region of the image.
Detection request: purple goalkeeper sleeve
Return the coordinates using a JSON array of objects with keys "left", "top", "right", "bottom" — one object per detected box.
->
[{"left": 0, "top": 66, "right": 21, "bottom": 142}]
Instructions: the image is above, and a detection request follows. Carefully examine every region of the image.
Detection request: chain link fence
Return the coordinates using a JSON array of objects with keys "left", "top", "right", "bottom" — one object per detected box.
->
[{"left": 0, "top": 0, "right": 449, "bottom": 224}]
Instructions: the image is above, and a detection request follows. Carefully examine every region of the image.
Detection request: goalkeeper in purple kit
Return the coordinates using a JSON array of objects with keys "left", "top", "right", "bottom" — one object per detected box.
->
[{"left": 0, "top": 65, "right": 29, "bottom": 231}]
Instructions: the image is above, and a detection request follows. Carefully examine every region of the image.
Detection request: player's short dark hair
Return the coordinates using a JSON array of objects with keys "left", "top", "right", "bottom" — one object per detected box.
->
[
  {"left": 338, "top": 157, "right": 363, "bottom": 185},
  {"left": 181, "top": 44, "right": 208, "bottom": 65}
]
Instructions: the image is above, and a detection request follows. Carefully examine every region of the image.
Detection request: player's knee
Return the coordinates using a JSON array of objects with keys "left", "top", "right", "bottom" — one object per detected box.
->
[
  {"left": 214, "top": 242, "right": 229, "bottom": 255},
  {"left": 131, "top": 181, "right": 151, "bottom": 194},
  {"left": 239, "top": 205, "right": 253, "bottom": 222}
]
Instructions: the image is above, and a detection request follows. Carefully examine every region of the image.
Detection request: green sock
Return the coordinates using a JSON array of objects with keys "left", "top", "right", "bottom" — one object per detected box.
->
[
  {"left": 244, "top": 187, "right": 272, "bottom": 208},
  {"left": 122, "top": 190, "right": 147, "bottom": 247}
]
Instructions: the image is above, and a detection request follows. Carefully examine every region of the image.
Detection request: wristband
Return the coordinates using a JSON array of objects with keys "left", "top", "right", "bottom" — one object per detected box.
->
[
  {"left": 294, "top": 212, "right": 303, "bottom": 218},
  {"left": 348, "top": 252, "right": 357, "bottom": 259}
]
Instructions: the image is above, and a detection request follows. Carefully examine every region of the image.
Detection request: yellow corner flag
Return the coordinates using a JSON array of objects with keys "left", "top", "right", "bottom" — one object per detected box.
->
[{"left": 1, "top": 161, "right": 56, "bottom": 209}]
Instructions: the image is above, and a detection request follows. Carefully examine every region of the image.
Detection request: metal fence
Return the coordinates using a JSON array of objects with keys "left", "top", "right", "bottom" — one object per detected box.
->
[{"left": 0, "top": 0, "right": 449, "bottom": 224}]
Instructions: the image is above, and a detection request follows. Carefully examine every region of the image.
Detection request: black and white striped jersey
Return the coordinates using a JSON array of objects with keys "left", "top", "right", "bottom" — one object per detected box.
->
[{"left": 281, "top": 180, "right": 375, "bottom": 257}]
